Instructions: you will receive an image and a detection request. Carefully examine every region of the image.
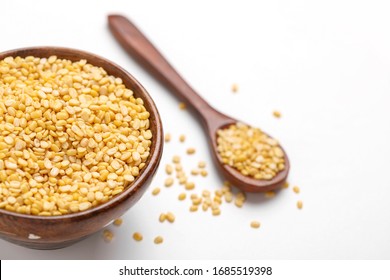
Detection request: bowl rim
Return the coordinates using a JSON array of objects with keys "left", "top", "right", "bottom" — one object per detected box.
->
[{"left": 0, "top": 46, "right": 163, "bottom": 221}]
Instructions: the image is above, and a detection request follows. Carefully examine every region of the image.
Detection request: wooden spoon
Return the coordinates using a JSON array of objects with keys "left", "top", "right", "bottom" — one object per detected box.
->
[{"left": 108, "top": 15, "right": 289, "bottom": 192}]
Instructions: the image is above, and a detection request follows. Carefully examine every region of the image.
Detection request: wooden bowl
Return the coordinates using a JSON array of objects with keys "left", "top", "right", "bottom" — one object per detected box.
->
[{"left": 0, "top": 47, "right": 163, "bottom": 249}]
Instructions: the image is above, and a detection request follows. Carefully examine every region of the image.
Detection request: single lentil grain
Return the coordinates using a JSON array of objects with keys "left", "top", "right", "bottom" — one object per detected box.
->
[
  {"left": 293, "top": 186, "right": 300, "bottom": 194},
  {"left": 152, "top": 187, "right": 161, "bottom": 196},
  {"left": 297, "top": 200, "right": 303, "bottom": 209},
  {"left": 103, "top": 229, "right": 114, "bottom": 242},
  {"left": 159, "top": 213, "right": 167, "bottom": 222},
  {"left": 164, "top": 133, "right": 171, "bottom": 143},
  {"left": 186, "top": 148, "right": 196, "bottom": 155},
  {"left": 154, "top": 236, "right": 163, "bottom": 244},
  {"left": 178, "top": 193, "right": 186, "bottom": 201},
  {"left": 191, "top": 169, "right": 199, "bottom": 176},
  {"left": 178, "top": 102, "right": 186, "bottom": 110},
  {"left": 202, "top": 190, "right": 211, "bottom": 197},
  {"left": 179, "top": 135, "right": 186, "bottom": 143},
  {"left": 189, "top": 205, "right": 198, "bottom": 212},
  {"left": 223, "top": 181, "right": 231, "bottom": 187},
  {"left": 192, "top": 197, "right": 202, "bottom": 206},
  {"left": 273, "top": 110, "right": 282, "bottom": 118},
  {"left": 164, "top": 177, "right": 174, "bottom": 187},
  {"left": 236, "top": 192, "right": 246, "bottom": 201},
  {"left": 250, "top": 220, "right": 261, "bottom": 229},
  {"left": 166, "top": 212, "right": 175, "bottom": 223},
  {"left": 172, "top": 156, "right": 180, "bottom": 164},
  {"left": 222, "top": 185, "right": 231, "bottom": 193},
  {"left": 265, "top": 191, "right": 276, "bottom": 198},
  {"left": 224, "top": 192, "right": 233, "bottom": 203},
  {"left": 165, "top": 164, "right": 173, "bottom": 175},
  {"left": 133, "top": 232, "right": 143, "bottom": 241},
  {"left": 231, "top": 83, "right": 238, "bottom": 93},
  {"left": 113, "top": 218, "right": 123, "bottom": 226},
  {"left": 175, "top": 164, "right": 183, "bottom": 172},
  {"left": 235, "top": 199, "right": 244, "bottom": 208},
  {"left": 185, "top": 181, "right": 195, "bottom": 190},
  {"left": 212, "top": 208, "right": 221, "bottom": 216},
  {"left": 178, "top": 176, "right": 187, "bottom": 185}
]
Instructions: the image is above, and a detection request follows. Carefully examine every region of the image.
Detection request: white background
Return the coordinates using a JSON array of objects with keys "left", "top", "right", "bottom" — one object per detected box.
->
[{"left": 1, "top": 0, "right": 390, "bottom": 259}]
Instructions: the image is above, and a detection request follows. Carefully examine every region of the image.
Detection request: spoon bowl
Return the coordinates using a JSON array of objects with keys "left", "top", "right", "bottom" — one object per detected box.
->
[
  {"left": 108, "top": 15, "right": 289, "bottom": 192},
  {"left": 207, "top": 113, "right": 290, "bottom": 192}
]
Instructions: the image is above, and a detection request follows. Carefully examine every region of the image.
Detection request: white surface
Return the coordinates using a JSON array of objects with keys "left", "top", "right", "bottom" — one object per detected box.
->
[{"left": 1, "top": 0, "right": 390, "bottom": 259}]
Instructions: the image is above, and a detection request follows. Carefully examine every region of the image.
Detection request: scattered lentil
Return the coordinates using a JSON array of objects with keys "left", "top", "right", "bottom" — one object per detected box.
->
[
  {"left": 185, "top": 181, "right": 195, "bottom": 190},
  {"left": 222, "top": 185, "right": 231, "bottom": 194},
  {"left": 164, "top": 177, "right": 174, "bottom": 187},
  {"left": 164, "top": 133, "right": 171, "bottom": 143},
  {"left": 191, "top": 169, "right": 199, "bottom": 176},
  {"left": 217, "top": 122, "right": 285, "bottom": 180},
  {"left": 172, "top": 156, "right": 180, "bottom": 164},
  {"left": 178, "top": 193, "right": 186, "bottom": 201},
  {"left": 165, "top": 164, "right": 173, "bottom": 175},
  {"left": 202, "top": 190, "right": 211, "bottom": 197},
  {"left": 265, "top": 191, "right": 276, "bottom": 198},
  {"left": 189, "top": 205, "right": 198, "bottom": 212},
  {"left": 179, "top": 135, "right": 186, "bottom": 143},
  {"left": 293, "top": 186, "right": 300, "bottom": 194},
  {"left": 178, "top": 176, "right": 187, "bottom": 185},
  {"left": 200, "top": 170, "right": 208, "bottom": 177},
  {"left": 297, "top": 200, "right": 303, "bottom": 209},
  {"left": 133, "top": 232, "right": 143, "bottom": 242},
  {"left": 186, "top": 147, "right": 196, "bottom": 155},
  {"left": 178, "top": 102, "right": 186, "bottom": 110},
  {"left": 152, "top": 187, "right": 161, "bottom": 196},
  {"left": 166, "top": 212, "right": 175, "bottom": 223},
  {"left": 236, "top": 192, "right": 246, "bottom": 202},
  {"left": 192, "top": 197, "right": 202, "bottom": 206},
  {"left": 154, "top": 236, "right": 163, "bottom": 244},
  {"left": 250, "top": 220, "right": 261, "bottom": 229},
  {"left": 234, "top": 200, "right": 244, "bottom": 208},
  {"left": 224, "top": 192, "right": 233, "bottom": 203},
  {"left": 113, "top": 218, "right": 123, "bottom": 226},
  {"left": 175, "top": 164, "right": 183, "bottom": 172},
  {"left": 198, "top": 161, "right": 206, "bottom": 169},
  {"left": 231, "top": 83, "right": 238, "bottom": 93},
  {"left": 103, "top": 229, "right": 114, "bottom": 242},
  {"left": 159, "top": 213, "right": 167, "bottom": 222},
  {"left": 273, "top": 110, "right": 282, "bottom": 118}
]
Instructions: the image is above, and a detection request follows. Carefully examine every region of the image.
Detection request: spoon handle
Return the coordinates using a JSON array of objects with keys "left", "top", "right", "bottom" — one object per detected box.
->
[{"left": 108, "top": 15, "right": 222, "bottom": 126}]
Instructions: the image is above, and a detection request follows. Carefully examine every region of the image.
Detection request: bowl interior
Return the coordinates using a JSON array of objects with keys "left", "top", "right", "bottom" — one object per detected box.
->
[{"left": 0, "top": 46, "right": 163, "bottom": 221}]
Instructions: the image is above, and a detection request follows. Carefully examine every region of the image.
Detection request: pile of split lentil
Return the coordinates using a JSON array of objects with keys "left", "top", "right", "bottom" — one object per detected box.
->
[
  {"left": 0, "top": 55, "right": 152, "bottom": 216},
  {"left": 217, "top": 122, "right": 285, "bottom": 180}
]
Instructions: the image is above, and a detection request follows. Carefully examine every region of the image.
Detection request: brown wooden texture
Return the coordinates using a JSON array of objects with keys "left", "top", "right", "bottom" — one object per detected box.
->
[
  {"left": 108, "top": 15, "right": 289, "bottom": 193},
  {"left": 0, "top": 47, "right": 163, "bottom": 249}
]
